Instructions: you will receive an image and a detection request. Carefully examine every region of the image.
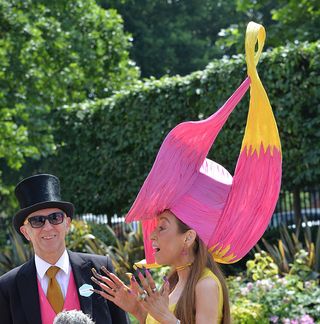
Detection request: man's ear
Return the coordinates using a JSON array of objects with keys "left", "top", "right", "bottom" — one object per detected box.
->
[
  {"left": 20, "top": 225, "right": 30, "bottom": 241},
  {"left": 65, "top": 216, "right": 71, "bottom": 232}
]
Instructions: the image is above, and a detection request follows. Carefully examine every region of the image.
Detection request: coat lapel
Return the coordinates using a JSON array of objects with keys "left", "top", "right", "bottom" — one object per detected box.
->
[
  {"left": 17, "top": 257, "right": 42, "bottom": 324},
  {"left": 68, "top": 250, "right": 93, "bottom": 316}
]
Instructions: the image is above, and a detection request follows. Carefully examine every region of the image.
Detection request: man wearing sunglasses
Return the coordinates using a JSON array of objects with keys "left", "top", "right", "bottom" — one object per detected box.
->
[{"left": 0, "top": 174, "right": 129, "bottom": 324}]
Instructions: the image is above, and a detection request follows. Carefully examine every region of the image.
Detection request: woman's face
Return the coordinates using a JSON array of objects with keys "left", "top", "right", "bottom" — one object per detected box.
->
[{"left": 150, "top": 210, "right": 188, "bottom": 266}]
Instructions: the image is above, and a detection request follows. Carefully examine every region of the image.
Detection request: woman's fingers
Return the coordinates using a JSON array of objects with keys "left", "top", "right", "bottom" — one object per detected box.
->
[
  {"left": 137, "top": 269, "right": 156, "bottom": 296},
  {"left": 92, "top": 288, "right": 114, "bottom": 301},
  {"left": 91, "top": 268, "right": 119, "bottom": 292},
  {"left": 129, "top": 275, "right": 141, "bottom": 295},
  {"left": 145, "top": 269, "right": 157, "bottom": 293},
  {"left": 137, "top": 270, "right": 148, "bottom": 289},
  {"left": 162, "top": 280, "right": 170, "bottom": 297},
  {"left": 91, "top": 268, "right": 104, "bottom": 280},
  {"left": 91, "top": 266, "right": 161, "bottom": 306},
  {"left": 159, "top": 276, "right": 167, "bottom": 294},
  {"left": 101, "top": 266, "right": 125, "bottom": 287},
  {"left": 90, "top": 276, "right": 116, "bottom": 298}
]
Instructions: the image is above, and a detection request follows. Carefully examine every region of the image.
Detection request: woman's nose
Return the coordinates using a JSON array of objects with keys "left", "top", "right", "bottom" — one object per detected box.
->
[{"left": 150, "top": 229, "right": 157, "bottom": 240}]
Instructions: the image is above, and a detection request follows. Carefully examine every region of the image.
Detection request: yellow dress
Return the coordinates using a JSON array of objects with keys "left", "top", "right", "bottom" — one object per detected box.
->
[{"left": 146, "top": 268, "right": 223, "bottom": 324}]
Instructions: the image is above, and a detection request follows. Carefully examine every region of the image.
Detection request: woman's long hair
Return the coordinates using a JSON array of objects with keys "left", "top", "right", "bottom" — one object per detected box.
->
[{"left": 167, "top": 218, "right": 230, "bottom": 324}]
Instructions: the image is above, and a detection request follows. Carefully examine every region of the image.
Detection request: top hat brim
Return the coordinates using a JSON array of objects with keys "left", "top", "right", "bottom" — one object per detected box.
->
[{"left": 13, "top": 201, "right": 74, "bottom": 235}]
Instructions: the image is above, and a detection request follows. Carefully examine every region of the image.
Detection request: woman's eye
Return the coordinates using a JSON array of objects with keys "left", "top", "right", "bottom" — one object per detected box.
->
[{"left": 159, "top": 226, "right": 165, "bottom": 231}]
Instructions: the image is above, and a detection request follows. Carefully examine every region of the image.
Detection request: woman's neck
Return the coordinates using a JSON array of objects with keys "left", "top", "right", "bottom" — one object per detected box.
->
[
  {"left": 175, "top": 260, "right": 193, "bottom": 282},
  {"left": 176, "top": 267, "right": 191, "bottom": 284}
]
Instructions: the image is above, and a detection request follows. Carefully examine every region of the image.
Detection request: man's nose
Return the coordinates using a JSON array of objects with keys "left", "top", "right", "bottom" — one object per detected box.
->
[{"left": 42, "top": 219, "right": 54, "bottom": 229}]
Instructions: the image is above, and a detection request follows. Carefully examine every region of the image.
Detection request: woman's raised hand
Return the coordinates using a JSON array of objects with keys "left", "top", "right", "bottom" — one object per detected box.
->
[
  {"left": 90, "top": 267, "right": 146, "bottom": 323},
  {"left": 136, "top": 269, "right": 178, "bottom": 324}
]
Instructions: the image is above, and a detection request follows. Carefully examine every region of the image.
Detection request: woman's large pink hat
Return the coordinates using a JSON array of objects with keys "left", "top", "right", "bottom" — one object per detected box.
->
[{"left": 126, "top": 22, "right": 282, "bottom": 264}]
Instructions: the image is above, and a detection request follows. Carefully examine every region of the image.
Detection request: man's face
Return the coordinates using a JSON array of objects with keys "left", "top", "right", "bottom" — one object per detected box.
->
[{"left": 20, "top": 207, "right": 71, "bottom": 263}]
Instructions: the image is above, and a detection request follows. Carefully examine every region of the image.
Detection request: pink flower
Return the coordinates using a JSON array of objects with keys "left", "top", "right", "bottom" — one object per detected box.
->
[
  {"left": 270, "top": 315, "right": 279, "bottom": 323},
  {"left": 300, "top": 314, "right": 314, "bottom": 324},
  {"left": 304, "top": 281, "right": 312, "bottom": 289},
  {"left": 246, "top": 282, "right": 254, "bottom": 291},
  {"left": 240, "top": 287, "right": 249, "bottom": 296}
]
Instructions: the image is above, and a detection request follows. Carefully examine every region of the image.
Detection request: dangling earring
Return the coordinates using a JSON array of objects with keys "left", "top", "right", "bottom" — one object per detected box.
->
[{"left": 181, "top": 242, "right": 188, "bottom": 256}]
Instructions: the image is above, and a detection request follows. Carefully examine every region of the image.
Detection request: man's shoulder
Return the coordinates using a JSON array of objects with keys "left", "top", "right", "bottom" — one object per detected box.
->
[
  {"left": 68, "top": 250, "right": 114, "bottom": 273},
  {"left": 68, "top": 251, "right": 111, "bottom": 265},
  {"left": 0, "top": 265, "right": 21, "bottom": 283},
  {"left": 0, "top": 259, "right": 32, "bottom": 286}
]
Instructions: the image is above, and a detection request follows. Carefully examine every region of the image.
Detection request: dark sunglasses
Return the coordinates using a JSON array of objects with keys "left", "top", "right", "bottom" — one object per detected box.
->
[{"left": 24, "top": 211, "right": 65, "bottom": 228}]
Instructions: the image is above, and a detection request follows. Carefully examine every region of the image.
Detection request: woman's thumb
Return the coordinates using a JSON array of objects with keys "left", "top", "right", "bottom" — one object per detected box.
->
[{"left": 162, "top": 277, "right": 170, "bottom": 296}]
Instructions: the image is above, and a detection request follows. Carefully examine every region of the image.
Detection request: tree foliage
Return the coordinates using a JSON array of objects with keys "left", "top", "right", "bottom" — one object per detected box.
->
[
  {"left": 99, "top": 0, "right": 240, "bottom": 77},
  {"left": 217, "top": 0, "right": 320, "bottom": 54},
  {"left": 48, "top": 41, "right": 320, "bottom": 216},
  {"left": 0, "top": 0, "right": 139, "bottom": 196},
  {"left": 98, "top": 0, "right": 319, "bottom": 78}
]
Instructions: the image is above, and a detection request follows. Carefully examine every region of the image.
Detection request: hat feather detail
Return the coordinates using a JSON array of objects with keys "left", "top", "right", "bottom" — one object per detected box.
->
[
  {"left": 125, "top": 78, "right": 250, "bottom": 224},
  {"left": 208, "top": 22, "right": 282, "bottom": 263}
]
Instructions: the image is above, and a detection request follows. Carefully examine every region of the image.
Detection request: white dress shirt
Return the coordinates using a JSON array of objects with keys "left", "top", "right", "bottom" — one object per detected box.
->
[{"left": 35, "top": 250, "right": 71, "bottom": 298}]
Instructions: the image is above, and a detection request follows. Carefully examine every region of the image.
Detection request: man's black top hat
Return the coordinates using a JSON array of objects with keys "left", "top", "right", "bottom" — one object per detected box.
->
[{"left": 13, "top": 174, "right": 74, "bottom": 234}]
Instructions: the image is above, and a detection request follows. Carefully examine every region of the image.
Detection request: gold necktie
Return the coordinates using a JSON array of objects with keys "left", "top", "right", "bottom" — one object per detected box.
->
[{"left": 46, "top": 266, "right": 64, "bottom": 313}]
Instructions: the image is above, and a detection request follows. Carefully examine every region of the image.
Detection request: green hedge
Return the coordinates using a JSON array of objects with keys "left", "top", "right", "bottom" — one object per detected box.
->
[{"left": 49, "top": 41, "right": 320, "bottom": 215}]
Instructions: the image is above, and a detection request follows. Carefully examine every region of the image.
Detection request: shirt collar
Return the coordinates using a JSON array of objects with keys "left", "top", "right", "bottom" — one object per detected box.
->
[{"left": 35, "top": 250, "right": 70, "bottom": 279}]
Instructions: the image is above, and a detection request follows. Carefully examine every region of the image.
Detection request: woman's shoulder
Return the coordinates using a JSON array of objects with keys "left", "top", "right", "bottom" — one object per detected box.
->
[
  {"left": 195, "top": 276, "right": 219, "bottom": 300},
  {"left": 196, "top": 267, "right": 224, "bottom": 323},
  {"left": 196, "top": 268, "right": 223, "bottom": 300},
  {"left": 200, "top": 267, "right": 221, "bottom": 283},
  {"left": 195, "top": 268, "right": 222, "bottom": 322},
  {"left": 196, "top": 268, "right": 220, "bottom": 293}
]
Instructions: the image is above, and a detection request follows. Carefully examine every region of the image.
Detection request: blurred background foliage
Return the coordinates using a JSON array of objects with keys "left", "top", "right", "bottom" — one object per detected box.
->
[
  {"left": 0, "top": 0, "right": 139, "bottom": 207},
  {"left": 228, "top": 250, "right": 320, "bottom": 323},
  {"left": 98, "top": 0, "right": 320, "bottom": 77},
  {"left": 258, "top": 223, "right": 320, "bottom": 277}
]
